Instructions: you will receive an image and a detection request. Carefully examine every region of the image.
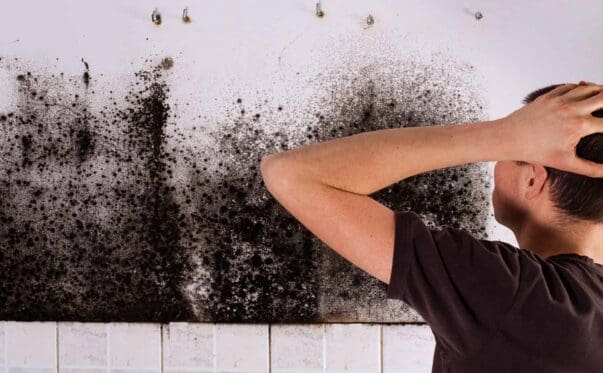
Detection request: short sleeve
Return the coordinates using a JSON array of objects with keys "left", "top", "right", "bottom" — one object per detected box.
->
[{"left": 385, "top": 210, "right": 523, "bottom": 359}]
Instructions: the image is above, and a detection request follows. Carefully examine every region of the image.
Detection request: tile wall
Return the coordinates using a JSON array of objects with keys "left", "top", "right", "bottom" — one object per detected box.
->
[{"left": 0, "top": 322, "right": 435, "bottom": 372}]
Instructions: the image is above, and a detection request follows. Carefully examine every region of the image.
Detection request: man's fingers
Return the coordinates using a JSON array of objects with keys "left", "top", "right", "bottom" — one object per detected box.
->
[
  {"left": 542, "top": 83, "right": 578, "bottom": 98},
  {"left": 561, "top": 85, "right": 603, "bottom": 102},
  {"left": 584, "top": 117, "right": 603, "bottom": 139},
  {"left": 575, "top": 90, "right": 603, "bottom": 116},
  {"left": 550, "top": 82, "right": 603, "bottom": 178},
  {"left": 568, "top": 154, "right": 603, "bottom": 178}
]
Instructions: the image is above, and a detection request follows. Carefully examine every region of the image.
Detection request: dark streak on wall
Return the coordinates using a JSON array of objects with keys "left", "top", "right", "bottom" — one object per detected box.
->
[{"left": 81, "top": 57, "right": 90, "bottom": 89}]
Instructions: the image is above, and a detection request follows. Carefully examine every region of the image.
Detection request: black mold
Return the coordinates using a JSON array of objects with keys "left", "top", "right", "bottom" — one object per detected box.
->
[
  {"left": 0, "top": 53, "right": 491, "bottom": 323},
  {"left": 0, "top": 59, "right": 194, "bottom": 321},
  {"left": 160, "top": 57, "right": 174, "bottom": 70},
  {"left": 81, "top": 58, "right": 90, "bottom": 88},
  {"left": 182, "top": 57, "right": 490, "bottom": 323},
  {"left": 185, "top": 112, "right": 321, "bottom": 322},
  {"left": 297, "top": 58, "right": 491, "bottom": 321}
]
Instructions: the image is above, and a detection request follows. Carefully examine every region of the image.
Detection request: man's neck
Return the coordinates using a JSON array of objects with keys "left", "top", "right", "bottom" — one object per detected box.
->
[{"left": 515, "top": 217, "right": 603, "bottom": 265}]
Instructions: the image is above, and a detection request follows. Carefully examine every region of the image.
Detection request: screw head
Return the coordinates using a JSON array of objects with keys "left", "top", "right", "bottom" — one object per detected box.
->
[
  {"left": 152, "top": 9, "right": 161, "bottom": 25},
  {"left": 367, "top": 14, "right": 374, "bottom": 25},
  {"left": 474, "top": 11, "right": 483, "bottom": 20},
  {"left": 316, "top": 3, "right": 324, "bottom": 17},
  {"left": 182, "top": 7, "right": 191, "bottom": 23}
]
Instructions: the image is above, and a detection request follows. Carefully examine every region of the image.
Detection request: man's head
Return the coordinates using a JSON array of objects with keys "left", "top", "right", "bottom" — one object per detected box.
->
[{"left": 492, "top": 83, "right": 603, "bottom": 236}]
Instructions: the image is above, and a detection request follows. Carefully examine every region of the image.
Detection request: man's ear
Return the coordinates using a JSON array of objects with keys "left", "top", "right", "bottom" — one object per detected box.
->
[{"left": 525, "top": 163, "right": 548, "bottom": 199}]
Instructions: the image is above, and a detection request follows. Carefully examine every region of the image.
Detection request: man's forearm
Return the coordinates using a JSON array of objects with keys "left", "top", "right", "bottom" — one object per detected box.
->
[{"left": 262, "top": 118, "right": 514, "bottom": 195}]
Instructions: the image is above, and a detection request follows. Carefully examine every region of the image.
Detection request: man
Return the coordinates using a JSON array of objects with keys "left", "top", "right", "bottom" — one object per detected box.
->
[{"left": 260, "top": 81, "right": 603, "bottom": 372}]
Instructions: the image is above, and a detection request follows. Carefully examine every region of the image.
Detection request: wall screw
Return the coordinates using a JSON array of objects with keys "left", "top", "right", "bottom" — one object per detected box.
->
[
  {"left": 182, "top": 7, "right": 191, "bottom": 23},
  {"left": 152, "top": 8, "right": 162, "bottom": 25},
  {"left": 367, "top": 14, "right": 374, "bottom": 26},
  {"left": 316, "top": 1, "right": 324, "bottom": 17}
]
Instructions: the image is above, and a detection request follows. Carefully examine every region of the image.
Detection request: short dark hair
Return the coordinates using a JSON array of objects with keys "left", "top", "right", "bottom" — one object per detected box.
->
[{"left": 517, "top": 83, "right": 603, "bottom": 223}]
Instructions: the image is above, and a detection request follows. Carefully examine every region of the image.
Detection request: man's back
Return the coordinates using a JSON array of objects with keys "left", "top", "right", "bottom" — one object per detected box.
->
[
  {"left": 386, "top": 211, "right": 603, "bottom": 373},
  {"left": 440, "top": 254, "right": 602, "bottom": 372}
]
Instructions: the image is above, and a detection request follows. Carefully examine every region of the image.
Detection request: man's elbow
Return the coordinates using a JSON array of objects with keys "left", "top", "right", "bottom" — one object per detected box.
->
[
  {"left": 260, "top": 154, "right": 280, "bottom": 180},
  {"left": 260, "top": 154, "right": 288, "bottom": 189},
  {"left": 260, "top": 152, "right": 304, "bottom": 190},
  {"left": 261, "top": 148, "right": 313, "bottom": 188}
]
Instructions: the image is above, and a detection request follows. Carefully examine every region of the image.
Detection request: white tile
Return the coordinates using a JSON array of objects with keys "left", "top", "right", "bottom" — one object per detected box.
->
[
  {"left": 162, "top": 322, "right": 213, "bottom": 370},
  {"left": 0, "top": 321, "right": 4, "bottom": 365},
  {"left": 270, "top": 324, "right": 323, "bottom": 370},
  {"left": 61, "top": 369, "right": 107, "bottom": 373},
  {"left": 324, "top": 323, "right": 380, "bottom": 372},
  {"left": 5, "top": 321, "right": 57, "bottom": 368},
  {"left": 215, "top": 323, "right": 268, "bottom": 371},
  {"left": 59, "top": 322, "right": 107, "bottom": 369},
  {"left": 108, "top": 323, "right": 160, "bottom": 371},
  {"left": 382, "top": 324, "right": 436, "bottom": 373}
]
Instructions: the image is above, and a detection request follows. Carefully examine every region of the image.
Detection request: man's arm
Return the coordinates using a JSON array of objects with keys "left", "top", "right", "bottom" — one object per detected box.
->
[
  {"left": 261, "top": 119, "right": 510, "bottom": 196},
  {"left": 259, "top": 119, "right": 510, "bottom": 284}
]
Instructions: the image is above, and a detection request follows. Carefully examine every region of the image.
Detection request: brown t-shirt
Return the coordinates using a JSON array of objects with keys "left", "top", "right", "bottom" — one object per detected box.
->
[{"left": 386, "top": 210, "right": 603, "bottom": 373}]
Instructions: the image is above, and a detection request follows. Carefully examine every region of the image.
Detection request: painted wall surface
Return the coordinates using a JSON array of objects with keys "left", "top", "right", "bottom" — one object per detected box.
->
[{"left": 1, "top": 0, "right": 601, "bottom": 323}]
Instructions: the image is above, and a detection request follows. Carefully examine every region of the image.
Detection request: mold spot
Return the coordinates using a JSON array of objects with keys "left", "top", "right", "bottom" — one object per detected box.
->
[
  {"left": 81, "top": 58, "right": 90, "bottom": 88},
  {"left": 160, "top": 57, "right": 174, "bottom": 70}
]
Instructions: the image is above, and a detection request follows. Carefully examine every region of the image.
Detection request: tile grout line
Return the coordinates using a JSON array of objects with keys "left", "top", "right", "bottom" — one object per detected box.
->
[
  {"left": 322, "top": 323, "right": 326, "bottom": 373},
  {"left": 160, "top": 323, "right": 164, "bottom": 373},
  {"left": 213, "top": 323, "right": 217, "bottom": 373},
  {"left": 379, "top": 324, "right": 383, "bottom": 373},
  {"left": 267, "top": 324, "right": 271, "bottom": 373},
  {"left": 55, "top": 322, "right": 59, "bottom": 373},
  {"left": 3, "top": 364, "right": 68, "bottom": 369},
  {"left": 5, "top": 321, "right": 8, "bottom": 373},
  {"left": 106, "top": 324, "right": 111, "bottom": 371},
  {"left": 51, "top": 364, "right": 107, "bottom": 370}
]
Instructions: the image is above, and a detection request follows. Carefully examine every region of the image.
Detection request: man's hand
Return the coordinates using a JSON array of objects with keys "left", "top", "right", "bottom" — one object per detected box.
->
[{"left": 501, "top": 82, "right": 603, "bottom": 177}]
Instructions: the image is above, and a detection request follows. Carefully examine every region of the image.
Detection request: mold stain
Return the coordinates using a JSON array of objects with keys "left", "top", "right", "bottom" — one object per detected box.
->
[
  {"left": 0, "top": 59, "right": 194, "bottom": 321},
  {"left": 183, "top": 108, "right": 321, "bottom": 322},
  {"left": 296, "top": 56, "right": 492, "bottom": 321},
  {"left": 182, "top": 56, "right": 490, "bottom": 323},
  {"left": 109, "top": 62, "right": 196, "bottom": 322},
  {"left": 81, "top": 57, "right": 90, "bottom": 88},
  {"left": 160, "top": 57, "right": 174, "bottom": 70},
  {"left": 0, "top": 52, "right": 491, "bottom": 323}
]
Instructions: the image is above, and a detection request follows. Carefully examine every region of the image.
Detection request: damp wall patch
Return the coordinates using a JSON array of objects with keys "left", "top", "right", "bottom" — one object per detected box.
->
[{"left": 0, "top": 50, "right": 491, "bottom": 322}]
